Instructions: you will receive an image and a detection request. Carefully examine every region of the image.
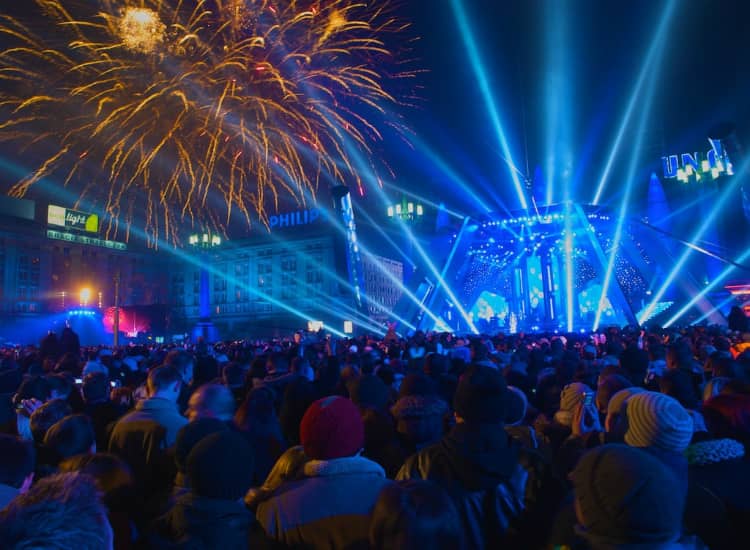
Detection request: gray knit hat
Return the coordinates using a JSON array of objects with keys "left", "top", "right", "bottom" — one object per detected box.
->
[{"left": 624, "top": 392, "right": 693, "bottom": 453}]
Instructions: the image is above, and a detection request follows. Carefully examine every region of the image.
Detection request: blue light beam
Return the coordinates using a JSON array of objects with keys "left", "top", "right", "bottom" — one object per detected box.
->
[
  {"left": 450, "top": 0, "right": 528, "bottom": 210},
  {"left": 591, "top": 0, "right": 679, "bottom": 206}
]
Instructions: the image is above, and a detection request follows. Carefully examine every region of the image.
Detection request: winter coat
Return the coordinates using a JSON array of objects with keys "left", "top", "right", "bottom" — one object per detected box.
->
[
  {"left": 397, "top": 422, "right": 565, "bottom": 550},
  {"left": 256, "top": 454, "right": 390, "bottom": 550},
  {"left": 113, "top": 397, "right": 188, "bottom": 447}
]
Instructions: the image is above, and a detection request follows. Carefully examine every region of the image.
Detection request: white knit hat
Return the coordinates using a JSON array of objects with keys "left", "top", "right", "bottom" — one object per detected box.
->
[{"left": 624, "top": 392, "right": 693, "bottom": 453}]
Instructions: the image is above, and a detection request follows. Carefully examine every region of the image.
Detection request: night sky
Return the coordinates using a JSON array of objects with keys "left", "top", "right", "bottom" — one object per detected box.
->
[
  {"left": 1, "top": 1, "right": 749, "bottom": 237},
  {"left": 378, "top": 0, "right": 750, "bottom": 216}
]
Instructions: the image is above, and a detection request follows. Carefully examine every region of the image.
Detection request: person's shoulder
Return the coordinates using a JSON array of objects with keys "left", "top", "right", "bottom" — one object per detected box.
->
[{"left": 396, "top": 438, "right": 448, "bottom": 480}]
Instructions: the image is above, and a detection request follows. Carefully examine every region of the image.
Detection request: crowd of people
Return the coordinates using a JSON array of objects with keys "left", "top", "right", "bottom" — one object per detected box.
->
[{"left": 0, "top": 320, "right": 749, "bottom": 549}]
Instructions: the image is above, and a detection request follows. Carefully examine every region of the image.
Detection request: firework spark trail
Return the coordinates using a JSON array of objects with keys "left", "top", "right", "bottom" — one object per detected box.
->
[{"left": 0, "top": 0, "right": 413, "bottom": 245}]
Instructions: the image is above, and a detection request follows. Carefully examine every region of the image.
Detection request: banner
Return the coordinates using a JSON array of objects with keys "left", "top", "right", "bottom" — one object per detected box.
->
[{"left": 47, "top": 205, "right": 99, "bottom": 233}]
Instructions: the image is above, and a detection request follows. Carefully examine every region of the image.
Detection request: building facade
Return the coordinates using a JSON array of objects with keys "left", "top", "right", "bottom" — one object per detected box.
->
[
  {"left": 169, "top": 233, "right": 343, "bottom": 337},
  {"left": 0, "top": 196, "right": 167, "bottom": 343}
]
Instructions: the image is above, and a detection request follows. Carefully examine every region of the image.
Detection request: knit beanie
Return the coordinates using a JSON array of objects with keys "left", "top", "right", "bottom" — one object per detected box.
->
[
  {"left": 186, "top": 431, "right": 254, "bottom": 500},
  {"left": 560, "top": 382, "right": 592, "bottom": 413},
  {"left": 174, "top": 418, "right": 229, "bottom": 474},
  {"left": 572, "top": 444, "right": 684, "bottom": 546},
  {"left": 347, "top": 375, "right": 390, "bottom": 411},
  {"left": 624, "top": 392, "right": 693, "bottom": 453},
  {"left": 453, "top": 366, "right": 507, "bottom": 423},
  {"left": 606, "top": 387, "right": 646, "bottom": 417},
  {"left": 300, "top": 396, "right": 364, "bottom": 460}
]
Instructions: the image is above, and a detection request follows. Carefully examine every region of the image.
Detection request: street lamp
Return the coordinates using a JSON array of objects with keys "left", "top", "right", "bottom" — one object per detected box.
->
[{"left": 188, "top": 230, "right": 223, "bottom": 342}]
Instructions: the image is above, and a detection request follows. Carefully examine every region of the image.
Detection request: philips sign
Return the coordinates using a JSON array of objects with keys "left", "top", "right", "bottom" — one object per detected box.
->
[
  {"left": 662, "top": 148, "right": 734, "bottom": 183},
  {"left": 268, "top": 208, "right": 321, "bottom": 229}
]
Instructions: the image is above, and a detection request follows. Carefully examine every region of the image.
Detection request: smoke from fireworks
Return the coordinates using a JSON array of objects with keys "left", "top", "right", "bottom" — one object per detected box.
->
[{"left": 0, "top": 1, "right": 414, "bottom": 245}]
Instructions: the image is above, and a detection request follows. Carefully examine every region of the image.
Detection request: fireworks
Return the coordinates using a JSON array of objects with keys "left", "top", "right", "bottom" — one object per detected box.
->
[
  {"left": 118, "top": 8, "right": 165, "bottom": 54},
  {"left": 0, "top": 1, "right": 413, "bottom": 245}
]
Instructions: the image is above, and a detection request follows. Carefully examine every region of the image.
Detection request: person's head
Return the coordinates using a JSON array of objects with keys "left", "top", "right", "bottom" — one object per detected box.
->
[
  {"left": 186, "top": 431, "right": 254, "bottom": 500},
  {"left": 44, "top": 414, "right": 96, "bottom": 461},
  {"left": 300, "top": 396, "right": 364, "bottom": 460},
  {"left": 347, "top": 374, "right": 390, "bottom": 412},
  {"left": 146, "top": 365, "right": 182, "bottom": 401},
  {"left": 235, "top": 386, "right": 277, "bottom": 432},
  {"left": 624, "top": 392, "right": 693, "bottom": 454},
  {"left": 0, "top": 472, "right": 113, "bottom": 550},
  {"left": 266, "top": 353, "right": 289, "bottom": 375},
  {"left": 29, "top": 399, "right": 72, "bottom": 444},
  {"left": 572, "top": 444, "right": 685, "bottom": 548},
  {"left": 391, "top": 394, "right": 448, "bottom": 448},
  {"left": 370, "top": 480, "right": 464, "bottom": 550},
  {"left": 398, "top": 373, "right": 437, "bottom": 399},
  {"left": 604, "top": 387, "right": 645, "bottom": 436},
  {"left": 658, "top": 369, "right": 699, "bottom": 410},
  {"left": 174, "top": 418, "right": 228, "bottom": 479},
  {"left": 187, "top": 383, "right": 235, "bottom": 422},
  {"left": 665, "top": 341, "right": 692, "bottom": 371},
  {"left": 162, "top": 350, "right": 194, "bottom": 385},
  {"left": 82, "top": 373, "right": 110, "bottom": 404},
  {"left": 453, "top": 365, "right": 507, "bottom": 424},
  {"left": 423, "top": 353, "right": 449, "bottom": 378},
  {"left": 0, "top": 435, "right": 35, "bottom": 492},
  {"left": 702, "top": 393, "right": 750, "bottom": 447},
  {"left": 222, "top": 362, "right": 244, "bottom": 390},
  {"left": 469, "top": 338, "right": 490, "bottom": 362},
  {"left": 595, "top": 375, "right": 632, "bottom": 416}
]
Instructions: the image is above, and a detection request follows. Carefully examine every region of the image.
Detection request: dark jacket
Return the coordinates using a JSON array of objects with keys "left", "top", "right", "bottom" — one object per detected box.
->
[
  {"left": 108, "top": 418, "right": 173, "bottom": 498},
  {"left": 84, "top": 400, "right": 124, "bottom": 452},
  {"left": 685, "top": 438, "right": 750, "bottom": 550},
  {"left": 113, "top": 397, "right": 188, "bottom": 447},
  {"left": 152, "top": 492, "right": 255, "bottom": 549},
  {"left": 396, "top": 422, "right": 565, "bottom": 550},
  {"left": 256, "top": 455, "right": 390, "bottom": 550}
]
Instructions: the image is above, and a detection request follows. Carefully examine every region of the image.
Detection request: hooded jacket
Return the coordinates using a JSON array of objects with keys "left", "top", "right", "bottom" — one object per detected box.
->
[
  {"left": 256, "top": 454, "right": 390, "bottom": 550},
  {"left": 397, "top": 422, "right": 564, "bottom": 550}
]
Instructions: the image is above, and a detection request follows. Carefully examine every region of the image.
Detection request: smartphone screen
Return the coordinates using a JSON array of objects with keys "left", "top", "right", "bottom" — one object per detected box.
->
[{"left": 582, "top": 392, "right": 594, "bottom": 407}]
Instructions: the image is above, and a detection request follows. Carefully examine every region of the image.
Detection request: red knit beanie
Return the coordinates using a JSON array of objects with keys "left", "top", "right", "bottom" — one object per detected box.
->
[{"left": 300, "top": 396, "right": 364, "bottom": 460}]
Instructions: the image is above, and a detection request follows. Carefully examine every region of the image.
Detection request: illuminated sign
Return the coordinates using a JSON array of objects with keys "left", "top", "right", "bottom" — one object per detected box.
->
[
  {"left": 47, "top": 230, "right": 126, "bottom": 250},
  {"left": 269, "top": 208, "right": 321, "bottom": 229},
  {"left": 662, "top": 149, "right": 734, "bottom": 183},
  {"left": 47, "top": 205, "right": 99, "bottom": 233}
]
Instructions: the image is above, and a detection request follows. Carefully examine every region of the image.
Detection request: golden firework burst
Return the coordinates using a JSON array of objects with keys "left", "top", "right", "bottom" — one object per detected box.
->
[{"left": 0, "top": 0, "right": 414, "bottom": 245}]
